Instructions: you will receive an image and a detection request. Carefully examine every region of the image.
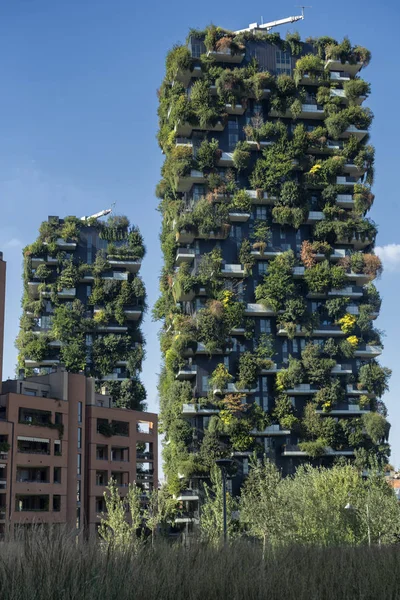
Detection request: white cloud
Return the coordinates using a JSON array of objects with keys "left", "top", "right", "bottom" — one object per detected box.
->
[
  {"left": 375, "top": 244, "right": 400, "bottom": 272},
  {"left": 4, "top": 238, "right": 22, "bottom": 249}
]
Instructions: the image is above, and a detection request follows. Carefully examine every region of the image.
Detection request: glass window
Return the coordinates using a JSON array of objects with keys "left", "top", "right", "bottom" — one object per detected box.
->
[
  {"left": 256, "top": 207, "right": 267, "bottom": 220},
  {"left": 77, "top": 428, "right": 82, "bottom": 450},
  {"left": 243, "top": 458, "right": 249, "bottom": 475},
  {"left": 276, "top": 50, "right": 292, "bottom": 75},
  {"left": 191, "top": 43, "right": 202, "bottom": 58},
  {"left": 202, "top": 376, "right": 209, "bottom": 393},
  {"left": 224, "top": 356, "right": 230, "bottom": 368},
  {"left": 55, "top": 413, "right": 63, "bottom": 425},
  {"left": 280, "top": 229, "right": 286, "bottom": 241},
  {"left": 76, "top": 507, "right": 80, "bottom": 530},
  {"left": 260, "top": 319, "right": 271, "bottom": 333},
  {"left": 258, "top": 262, "right": 268, "bottom": 276},
  {"left": 292, "top": 339, "right": 299, "bottom": 354},
  {"left": 86, "top": 285, "right": 91, "bottom": 297},
  {"left": 77, "top": 480, "right": 81, "bottom": 502},
  {"left": 78, "top": 402, "right": 83, "bottom": 424},
  {"left": 192, "top": 185, "right": 204, "bottom": 201},
  {"left": 77, "top": 453, "right": 81, "bottom": 476}
]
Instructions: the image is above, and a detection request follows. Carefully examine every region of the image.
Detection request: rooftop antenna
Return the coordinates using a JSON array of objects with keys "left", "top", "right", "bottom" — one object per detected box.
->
[{"left": 234, "top": 6, "right": 311, "bottom": 34}]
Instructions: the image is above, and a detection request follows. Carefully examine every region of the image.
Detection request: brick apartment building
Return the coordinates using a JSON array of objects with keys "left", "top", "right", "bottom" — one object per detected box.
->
[{"left": 0, "top": 253, "right": 158, "bottom": 536}]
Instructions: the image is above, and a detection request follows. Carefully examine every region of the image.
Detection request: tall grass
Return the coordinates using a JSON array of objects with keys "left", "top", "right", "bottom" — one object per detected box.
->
[{"left": 0, "top": 527, "right": 400, "bottom": 599}]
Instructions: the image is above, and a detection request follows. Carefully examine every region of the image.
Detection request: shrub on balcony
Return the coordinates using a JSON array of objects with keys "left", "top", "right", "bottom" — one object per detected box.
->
[
  {"left": 303, "top": 261, "right": 329, "bottom": 293},
  {"left": 301, "top": 343, "right": 336, "bottom": 386},
  {"left": 325, "top": 106, "right": 373, "bottom": 139},
  {"left": 190, "top": 79, "right": 222, "bottom": 128},
  {"left": 358, "top": 362, "right": 391, "bottom": 397},
  {"left": 232, "top": 141, "right": 251, "bottom": 172},
  {"left": 343, "top": 79, "right": 370, "bottom": 105},
  {"left": 337, "top": 313, "right": 356, "bottom": 335},
  {"left": 210, "top": 364, "right": 232, "bottom": 392},
  {"left": 239, "top": 240, "right": 255, "bottom": 273},
  {"left": 255, "top": 250, "right": 296, "bottom": 312},
  {"left": 300, "top": 240, "right": 331, "bottom": 268},
  {"left": 276, "top": 357, "right": 304, "bottom": 392},
  {"left": 270, "top": 74, "right": 296, "bottom": 114},
  {"left": 196, "top": 138, "right": 221, "bottom": 173},
  {"left": 216, "top": 69, "right": 246, "bottom": 104},
  {"left": 34, "top": 264, "right": 52, "bottom": 281},
  {"left": 247, "top": 71, "right": 275, "bottom": 101},
  {"left": 231, "top": 189, "right": 252, "bottom": 212},
  {"left": 165, "top": 45, "right": 192, "bottom": 81},
  {"left": 196, "top": 303, "right": 230, "bottom": 353},
  {"left": 172, "top": 263, "right": 197, "bottom": 302},
  {"left": 251, "top": 220, "right": 271, "bottom": 253},
  {"left": 59, "top": 337, "right": 86, "bottom": 372},
  {"left": 278, "top": 298, "right": 309, "bottom": 339},
  {"left": 250, "top": 143, "right": 295, "bottom": 195},
  {"left": 298, "top": 439, "right": 327, "bottom": 458},
  {"left": 293, "top": 54, "right": 325, "bottom": 85},
  {"left": 315, "top": 380, "right": 345, "bottom": 412},
  {"left": 236, "top": 352, "right": 258, "bottom": 390},
  {"left": 353, "top": 184, "right": 374, "bottom": 214},
  {"left": 57, "top": 261, "right": 80, "bottom": 290},
  {"left": 273, "top": 396, "right": 298, "bottom": 431}
]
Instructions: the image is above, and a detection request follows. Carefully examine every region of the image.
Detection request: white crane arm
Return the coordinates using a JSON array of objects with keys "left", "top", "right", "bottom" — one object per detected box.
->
[
  {"left": 234, "top": 13, "right": 304, "bottom": 34},
  {"left": 80, "top": 208, "right": 112, "bottom": 221}
]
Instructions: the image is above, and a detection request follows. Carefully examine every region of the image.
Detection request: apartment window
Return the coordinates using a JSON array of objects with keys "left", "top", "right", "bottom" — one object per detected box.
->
[
  {"left": 282, "top": 340, "right": 288, "bottom": 360},
  {"left": 203, "top": 416, "right": 210, "bottom": 429},
  {"left": 77, "top": 428, "right": 82, "bottom": 450},
  {"left": 24, "top": 389, "right": 37, "bottom": 397},
  {"left": 224, "top": 356, "right": 230, "bottom": 369},
  {"left": 40, "top": 315, "right": 53, "bottom": 330},
  {"left": 276, "top": 50, "right": 291, "bottom": 75},
  {"left": 253, "top": 103, "right": 262, "bottom": 114},
  {"left": 77, "top": 480, "right": 81, "bottom": 503},
  {"left": 230, "top": 225, "right": 242, "bottom": 242},
  {"left": 258, "top": 262, "right": 268, "bottom": 277},
  {"left": 87, "top": 235, "right": 93, "bottom": 264},
  {"left": 78, "top": 402, "right": 83, "bottom": 424},
  {"left": 53, "top": 467, "right": 61, "bottom": 484},
  {"left": 53, "top": 495, "right": 61, "bottom": 512},
  {"left": 55, "top": 412, "right": 63, "bottom": 425},
  {"left": 77, "top": 453, "right": 81, "bottom": 476},
  {"left": 191, "top": 42, "right": 202, "bottom": 58},
  {"left": 292, "top": 338, "right": 299, "bottom": 354},
  {"left": 243, "top": 458, "right": 249, "bottom": 475},
  {"left": 192, "top": 185, "right": 204, "bottom": 201},
  {"left": 236, "top": 282, "right": 244, "bottom": 302},
  {"left": 256, "top": 207, "right": 267, "bottom": 220},
  {"left": 280, "top": 229, "right": 286, "bottom": 241},
  {"left": 86, "top": 285, "right": 91, "bottom": 297},
  {"left": 260, "top": 319, "right": 271, "bottom": 334},
  {"left": 228, "top": 119, "right": 239, "bottom": 151},
  {"left": 76, "top": 507, "right": 81, "bottom": 530},
  {"left": 54, "top": 440, "right": 61, "bottom": 456},
  {"left": 202, "top": 376, "right": 209, "bottom": 393}
]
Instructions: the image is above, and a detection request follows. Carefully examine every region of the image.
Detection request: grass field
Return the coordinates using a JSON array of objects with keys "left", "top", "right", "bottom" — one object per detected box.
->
[{"left": 0, "top": 528, "right": 399, "bottom": 599}]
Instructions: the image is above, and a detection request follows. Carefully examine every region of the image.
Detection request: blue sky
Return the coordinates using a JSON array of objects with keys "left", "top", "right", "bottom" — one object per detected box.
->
[{"left": 1, "top": 0, "right": 400, "bottom": 466}]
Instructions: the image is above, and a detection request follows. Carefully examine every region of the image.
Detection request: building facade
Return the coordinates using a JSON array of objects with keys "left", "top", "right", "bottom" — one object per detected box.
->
[
  {"left": 0, "top": 368, "right": 157, "bottom": 536},
  {"left": 156, "top": 26, "right": 391, "bottom": 513},
  {"left": 17, "top": 213, "right": 147, "bottom": 410}
]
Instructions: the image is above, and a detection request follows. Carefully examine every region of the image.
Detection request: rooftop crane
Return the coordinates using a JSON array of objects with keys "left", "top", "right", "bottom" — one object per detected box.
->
[
  {"left": 234, "top": 6, "right": 310, "bottom": 34},
  {"left": 80, "top": 208, "right": 112, "bottom": 221}
]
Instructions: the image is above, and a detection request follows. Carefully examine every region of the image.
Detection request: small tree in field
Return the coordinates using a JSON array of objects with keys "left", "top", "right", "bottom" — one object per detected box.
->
[
  {"left": 200, "top": 466, "right": 238, "bottom": 546},
  {"left": 145, "top": 484, "right": 178, "bottom": 544},
  {"left": 99, "top": 479, "right": 144, "bottom": 552},
  {"left": 240, "top": 455, "right": 285, "bottom": 557}
]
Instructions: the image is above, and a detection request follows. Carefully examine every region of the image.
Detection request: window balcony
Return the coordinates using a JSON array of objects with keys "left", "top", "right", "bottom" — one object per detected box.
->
[
  {"left": 354, "top": 344, "right": 382, "bottom": 358},
  {"left": 28, "top": 281, "right": 40, "bottom": 298},
  {"left": 174, "top": 64, "right": 202, "bottom": 87},
  {"left": 246, "top": 189, "right": 277, "bottom": 205},
  {"left": 175, "top": 229, "right": 195, "bottom": 244},
  {"left": 225, "top": 103, "right": 245, "bottom": 115},
  {"left": 246, "top": 140, "right": 273, "bottom": 151},
  {"left": 282, "top": 445, "right": 355, "bottom": 457},
  {"left": 283, "top": 384, "right": 318, "bottom": 395},
  {"left": 336, "top": 176, "right": 358, "bottom": 186},
  {"left": 107, "top": 259, "right": 141, "bottom": 274},
  {"left": 244, "top": 303, "right": 275, "bottom": 317},
  {"left": 182, "top": 404, "right": 220, "bottom": 417},
  {"left": 260, "top": 362, "right": 282, "bottom": 374},
  {"left": 174, "top": 119, "right": 225, "bottom": 137},
  {"left": 175, "top": 510, "right": 200, "bottom": 524},
  {"left": 326, "top": 60, "right": 363, "bottom": 77},
  {"left": 336, "top": 194, "right": 354, "bottom": 208},
  {"left": 176, "top": 170, "right": 206, "bottom": 193},
  {"left": 102, "top": 272, "right": 128, "bottom": 281},
  {"left": 98, "top": 372, "right": 130, "bottom": 381},
  {"left": 327, "top": 286, "right": 364, "bottom": 298},
  {"left": 292, "top": 266, "right": 305, "bottom": 278},
  {"left": 175, "top": 137, "right": 193, "bottom": 149},
  {"left": 345, "top": 271, "right": 371, "bottom": 285},
  {"left": 270, "top": 104, "right": 324, "bottom": 120},
  {"left": 175, "top": 247, "right": 195, "bottom": 265},
  {"left": 218, "top": 152, "right": 234, "bottom": 166},
  {"left": 214, "top": 382, "right": 257, "bottom": 396},
  {"left": 329, "top": 70, "right": 351, "bottom": 82},
  {"left": 176, "top": 365, "right": 197, "bottom": 380},
  {"left": 306, "top": 211, "right": 325, "bottom": 224},
  {"left": 96, "top": 324, "right": 128, "bottom": 333},
  {"left": 123, "top": 305, "right": 144, "bottom": 321},
  {"left": 251, "top": 424, "right": 291, "bottom": 436},
  {"left": 331, "top": 364, "right": 353, "bottom": 375},
  {"left": 25, "top": 358, "right": 60, "bottom": 368},
  {"left": 31, "top": 256, "right": 58, "bottom": 268},
  {"left": 316, "top": 403, "right": 370, "bottom": 415},
  {"left": 44, "top": 238, "right": 76, "bottom": 250},
  {"left": 341, "top": 126, "right": 368, "bottom": 141},
  {"left": 346, "top": 384, "right": 375, "bottom": 398},
  {"left": 335, "top": 235, "right": 372, "bottom": 249},
  {"left": 206, "top": 48, "right": 245, "bottom": 64},
  {"left": 344, "top": 163, "right": 366, "bottom": 177},
  {"left": 175, "top": 490, "right": 200, "bottom": 502},
  {"left": 221, "top": 264, "right": 245, "bottom": 277},
  {"left": 251, "top": 247, "right": 284, "bottom": 260},
  {"left": 228, "top": 211, "right": 251, "bottom": 223},
  {"left": 346, "top": 304, "right": 379, "bottom": 319}
]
